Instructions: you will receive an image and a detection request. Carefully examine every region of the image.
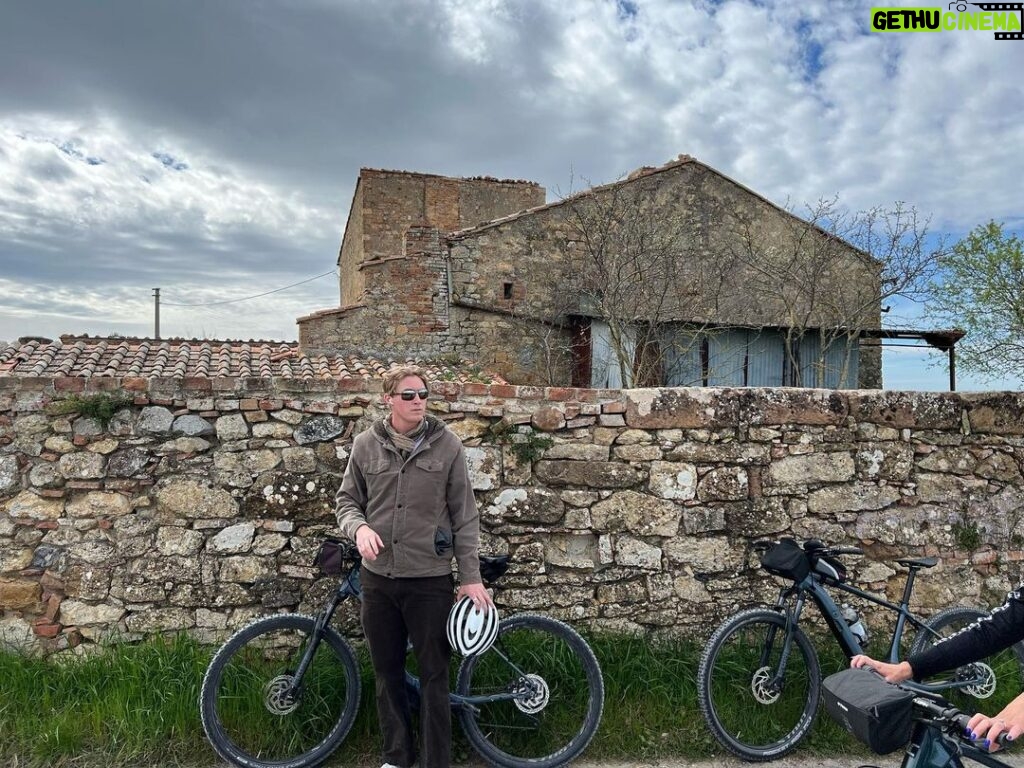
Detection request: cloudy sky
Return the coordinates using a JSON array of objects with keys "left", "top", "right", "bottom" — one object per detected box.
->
[{"left": 1, "top": 0, "right": 1021, "bottom": 390}]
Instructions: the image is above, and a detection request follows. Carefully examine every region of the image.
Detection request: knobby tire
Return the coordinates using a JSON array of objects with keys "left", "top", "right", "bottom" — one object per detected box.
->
[
  {"left": 911, "top": 606, "right": 1024, "bottom": 713},
  {"left": 199, "top": 614, "right": 361, "bottom": 768},
  {"left": 455, "top": 613, "right": 605, "bottom": 768},
  {"left": 698, "top": 607, "right": 821, "bottom": 762}
]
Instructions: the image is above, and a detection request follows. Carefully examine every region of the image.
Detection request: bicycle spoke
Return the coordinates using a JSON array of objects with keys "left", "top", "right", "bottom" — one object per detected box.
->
[
  {"left": 699, "top": 609, "right": 819, "bottom": 760},
  {"left": 201, "top": 615, "right": 360, "bottom": 768},
  {"left": 457, "top": 614, "right": 604, "bottom": 768}
]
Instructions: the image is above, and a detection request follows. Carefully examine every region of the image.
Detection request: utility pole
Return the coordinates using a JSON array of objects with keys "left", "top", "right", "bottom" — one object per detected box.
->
[{"left": 153, "top": 288, "right": 160, "bottom": 339}]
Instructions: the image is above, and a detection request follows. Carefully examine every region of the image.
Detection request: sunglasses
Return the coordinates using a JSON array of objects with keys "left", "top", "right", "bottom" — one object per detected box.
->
[{"left": 397, "top": 388, "right": 430, "bottom": 401}]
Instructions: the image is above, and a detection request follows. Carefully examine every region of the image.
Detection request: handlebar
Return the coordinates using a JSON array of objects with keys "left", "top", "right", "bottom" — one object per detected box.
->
[
  {"left": 913, "top": 696, "right": 1013, "bottom": 751},
  {"left": 751, "top": 538, "right": 864, "bottom": 558}
]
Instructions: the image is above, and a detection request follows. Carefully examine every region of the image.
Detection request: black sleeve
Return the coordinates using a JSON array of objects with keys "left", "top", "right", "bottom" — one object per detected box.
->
[{"left": 908, "top": 587, "right": 1024, "bottom": 681}]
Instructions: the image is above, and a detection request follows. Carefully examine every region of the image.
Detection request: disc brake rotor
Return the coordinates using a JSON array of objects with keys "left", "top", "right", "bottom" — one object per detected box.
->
[
  {"left": 514, "top": 673, "right": 550, "bottom": 714},
  {"left": 751, "top": 665, "right": 782, "bottom": 704},
  {"left": 263, "top": 674, "right": 300, "bottom": 715},
  {"left": 961, "top": 662, "right": 997, "bottom": 699}
]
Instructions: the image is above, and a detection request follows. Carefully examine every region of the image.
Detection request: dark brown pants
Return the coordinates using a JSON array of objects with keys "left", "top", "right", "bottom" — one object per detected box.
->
[{"left": 361, "top": 568, "right": 454, "bottom": 768}]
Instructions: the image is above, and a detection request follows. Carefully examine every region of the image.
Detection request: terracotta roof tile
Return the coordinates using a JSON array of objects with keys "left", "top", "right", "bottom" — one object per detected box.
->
[{"left": 0, "top": 335, "right": 506, "bottom": 384}]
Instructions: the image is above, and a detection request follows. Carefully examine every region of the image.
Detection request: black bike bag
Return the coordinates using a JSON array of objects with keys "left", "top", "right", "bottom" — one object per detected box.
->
[
  {"left": 314, "top": 537, "right": 351, "bottom": 576},
  {"left": 759, "top": 538, "right": 811, "bottom": 581},
  {"left": 822, "top": 668, "right": 915, "bottom": 754}
]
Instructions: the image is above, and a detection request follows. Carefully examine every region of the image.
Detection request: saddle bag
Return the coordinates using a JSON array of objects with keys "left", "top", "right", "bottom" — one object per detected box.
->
[
  {"left": 759, "top": 538, "right": 811, "bottom": 581},
  {"left": 822, "top": 667, "right": 916, "bottom": 755}
]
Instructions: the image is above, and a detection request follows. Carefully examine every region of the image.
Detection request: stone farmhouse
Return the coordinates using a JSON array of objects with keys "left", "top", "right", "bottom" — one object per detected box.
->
[{"left": 299, "top": 156, "right": 888, "bottom": 390}]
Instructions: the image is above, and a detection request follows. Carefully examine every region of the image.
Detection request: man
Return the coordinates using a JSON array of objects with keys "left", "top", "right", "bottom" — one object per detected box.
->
[{"left": 336, "top": 365, "right": 492, "bottom": 768}]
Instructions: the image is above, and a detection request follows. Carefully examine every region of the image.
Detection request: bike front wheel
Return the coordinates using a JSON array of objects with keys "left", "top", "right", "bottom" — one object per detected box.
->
[
  {"left": 199, "top": 614, "right": 361, "bottom": 768},
  {"left": 911, "top": 606, "right": 1024, "bottom": 712},
  {"left": 698, "top": 607, "right": 821, "bottom": 761},
  {"left": 455, "top": 613, "right": 605, "bottom": 768}
]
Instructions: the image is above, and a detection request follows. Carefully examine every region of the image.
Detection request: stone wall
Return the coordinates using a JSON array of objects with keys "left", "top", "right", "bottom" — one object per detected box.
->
[{"left": 2, "top": 377, "right": 1024, "bottom": 655}]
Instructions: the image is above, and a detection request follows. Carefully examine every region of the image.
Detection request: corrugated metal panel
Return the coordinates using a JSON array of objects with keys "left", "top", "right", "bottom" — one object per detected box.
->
[
  {"left": 747, "top": 331, "right": 785, "bottom": 386},
  {"left": 662, "top": 328, "right": 703, "bottom": 386},
  {"left": 797, "top": 333, "right": 822, "bottom": 387},
  {"left": 822, "top": 337, "right": 859, "bottom": 388},
  {"left": 708, "top": 330, "right": 747, "bottom": 386},
  {"left": 590, "top": 320, "right": 635, "bottom": 388}
]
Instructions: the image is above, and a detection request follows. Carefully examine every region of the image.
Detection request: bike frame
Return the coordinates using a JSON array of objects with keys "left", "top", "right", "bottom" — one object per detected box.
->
[{"left": 769, "top": 566, "right": 987, "bottom": 694}]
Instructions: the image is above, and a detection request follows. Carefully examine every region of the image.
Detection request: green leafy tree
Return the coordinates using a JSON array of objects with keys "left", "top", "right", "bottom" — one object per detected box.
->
[{"left": 928, "top": 221, "right": 1024, "bottom": 383}]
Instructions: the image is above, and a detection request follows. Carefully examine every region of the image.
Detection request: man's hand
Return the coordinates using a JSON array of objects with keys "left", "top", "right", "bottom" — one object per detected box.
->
[
  {"left": 850, "top": 654, "right": 913, "bottom": 683},
  {"left": 968, "top": 694, "right": 1024, "bottom": 752},
  {"left": 355, "top": 524, "right": 383, "bottom": 561},
  {"left": 457, "top": 582, "right": 493, "bottom": 610}
]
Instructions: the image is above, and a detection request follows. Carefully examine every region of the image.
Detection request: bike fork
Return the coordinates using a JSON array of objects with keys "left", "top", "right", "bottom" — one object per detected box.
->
[
  {"left": 901, "top": 722, "right": 966, "bottom": 768},
  {"left": 765, "top": 593, "right": 806, "bottom": 691},
  {"left": 286, "top": 587, "right": 347, "bottom": 697}
]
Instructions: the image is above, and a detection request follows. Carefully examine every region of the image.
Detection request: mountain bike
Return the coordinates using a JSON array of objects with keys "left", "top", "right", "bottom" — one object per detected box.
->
[
  {"left": 199, "top": 540, "right": 605, "bottom": 768},
  {"left": 697, "top": 538, "right": 1024, "bottom": 762}
]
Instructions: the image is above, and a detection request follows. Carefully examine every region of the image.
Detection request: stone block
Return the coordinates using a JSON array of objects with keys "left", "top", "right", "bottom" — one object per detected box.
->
[
  {"left": 649, "top": 461, "right": 697, "bottom": 500},
  {"left": 66, "top": 491, "right": 132, "bottom": 519},
  {"left": 4, "top": 490, "right": 63, "bottom": 520},
  {"left": 535, "top": 460, "right": 644, "bottom": 489},
  {"left": 465, "top": 446, "right": 501, "bottom": 491},
  {"left": 0, "top": 578, "right": 40, "bottom": 610},
  {"left": 697, "top": 466, "right": 748, "bottom": 502},
  {"left": 766, "top": 452, "right": 855, "bottom": 486},
  {"left": 215, "top": 413, "right": 250, "bottom": 441},
  {"left": 282, "top": 447, "right": 317, "bottom": 473},
  {"left": 58, "top": 452, "right": 105, "bottom": 480},
  {"left": 484, "top": 487, "right": 564, "bottom": 525},
  {"left": 210, "top": 522, "right": 256, "bottom": 554},
  {"left": 591, "top": 490, "right": 681, "bottom": 536}
]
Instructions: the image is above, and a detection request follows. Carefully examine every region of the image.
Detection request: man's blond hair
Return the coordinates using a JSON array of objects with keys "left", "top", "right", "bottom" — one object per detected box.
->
[{"left": 381, "top": 364, "right": 429, "bottom": 395}]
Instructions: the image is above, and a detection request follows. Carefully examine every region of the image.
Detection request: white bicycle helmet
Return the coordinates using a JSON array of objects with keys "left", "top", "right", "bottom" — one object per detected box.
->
[{"left": 446, "top": 595, "right": 499, "bottom": 656}]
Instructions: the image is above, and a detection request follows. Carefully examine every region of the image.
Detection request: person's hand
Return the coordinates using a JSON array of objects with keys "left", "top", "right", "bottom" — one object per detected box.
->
[
  {"left": 967, "top": 694, "right": 1024, "bottom": 752},
  {"left": 355, "top": 524, "right": 383, "bottom": 561},
  {"left": 457, "top": 582, "right": 493, "bottom": 610},
  {"left": 850, "top": 654, "right": 913, "bottom": 683}
]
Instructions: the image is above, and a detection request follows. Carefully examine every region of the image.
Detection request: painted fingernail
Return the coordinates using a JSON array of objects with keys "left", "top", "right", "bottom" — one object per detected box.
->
[
  {"left": 964, "top": 727, "right": 973, "bottom": 736},
  {"left": 1007, "top": 735, "right": 1015, "bottom": 742},
  {"left": 981, "top": 740, "right": 991, "bottom": 748},
  {"left": 969, "top": 732, "right": 978, "bottom": 740}
]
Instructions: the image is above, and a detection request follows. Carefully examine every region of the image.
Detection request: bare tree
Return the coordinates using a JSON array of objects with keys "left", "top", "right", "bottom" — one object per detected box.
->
[
  {"left": 555, "top": 173, "right": 732, "bottom": 387},
  {"left": 726, "top": 198, "right": 941, "bottom": 387}
]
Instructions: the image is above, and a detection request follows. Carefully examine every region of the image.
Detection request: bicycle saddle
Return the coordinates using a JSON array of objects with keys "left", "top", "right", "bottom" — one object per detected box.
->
[{"left": 896, "top": 556, "right": 938, "bottom": 569}]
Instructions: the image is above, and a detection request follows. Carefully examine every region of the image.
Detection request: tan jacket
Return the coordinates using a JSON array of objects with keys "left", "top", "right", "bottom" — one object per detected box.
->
[{"left": 335, "top": 415, "right": 481, "bottom": 584}]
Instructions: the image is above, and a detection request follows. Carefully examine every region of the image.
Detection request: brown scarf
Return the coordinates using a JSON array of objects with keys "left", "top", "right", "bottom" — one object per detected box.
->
[{"left": 383, "top": 416, "right": 427, "bottom": 457}]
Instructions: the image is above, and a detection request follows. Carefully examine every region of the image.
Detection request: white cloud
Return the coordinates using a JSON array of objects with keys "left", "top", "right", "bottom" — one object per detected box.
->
[{"left": 0, "top": 115, "right": 334, "bottom": 247}]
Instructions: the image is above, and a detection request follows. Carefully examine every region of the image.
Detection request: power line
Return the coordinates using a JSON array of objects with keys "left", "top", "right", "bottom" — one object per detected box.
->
[{"left": 161, "top": 270, "right": 337, "bottom": 307}]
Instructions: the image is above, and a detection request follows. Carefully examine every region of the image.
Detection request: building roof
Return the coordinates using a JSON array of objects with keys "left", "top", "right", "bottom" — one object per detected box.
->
[
  {"left": 0, "top": 335, "right": 506, "bottom": 383},
  {"left": 445, "top": 154, "right": 879, "bottom": 268}
]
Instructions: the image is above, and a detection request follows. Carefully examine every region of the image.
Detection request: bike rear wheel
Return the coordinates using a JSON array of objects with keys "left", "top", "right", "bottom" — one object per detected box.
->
[
  {"left": 200, "top": 614, "right": 360, "bottom": 768},
  {"left": 455, "top": 613, "right": 604, "bottom": 768},
  {"left": 698, "top": 607, "right": 821, "bottom": 761},
  {"left": 911, "top": 606, "right": 1024, "bottom": 713}
]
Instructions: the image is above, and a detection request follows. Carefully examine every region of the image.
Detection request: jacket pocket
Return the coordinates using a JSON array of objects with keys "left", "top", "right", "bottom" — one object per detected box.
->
[
  {"left": 434, "top": 527, "right": 453, "bottom": 556},
  {"left": 415, "top": 457, "right": 444, "bottom": 473},
  {"left": 365, "top": 459, "right": 391, "bottom": 474}
]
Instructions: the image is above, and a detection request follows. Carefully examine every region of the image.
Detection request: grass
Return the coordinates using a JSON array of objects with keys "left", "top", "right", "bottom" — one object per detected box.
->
[{"left": 3, "top": 626, "right": 999, "bottom": 767}]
